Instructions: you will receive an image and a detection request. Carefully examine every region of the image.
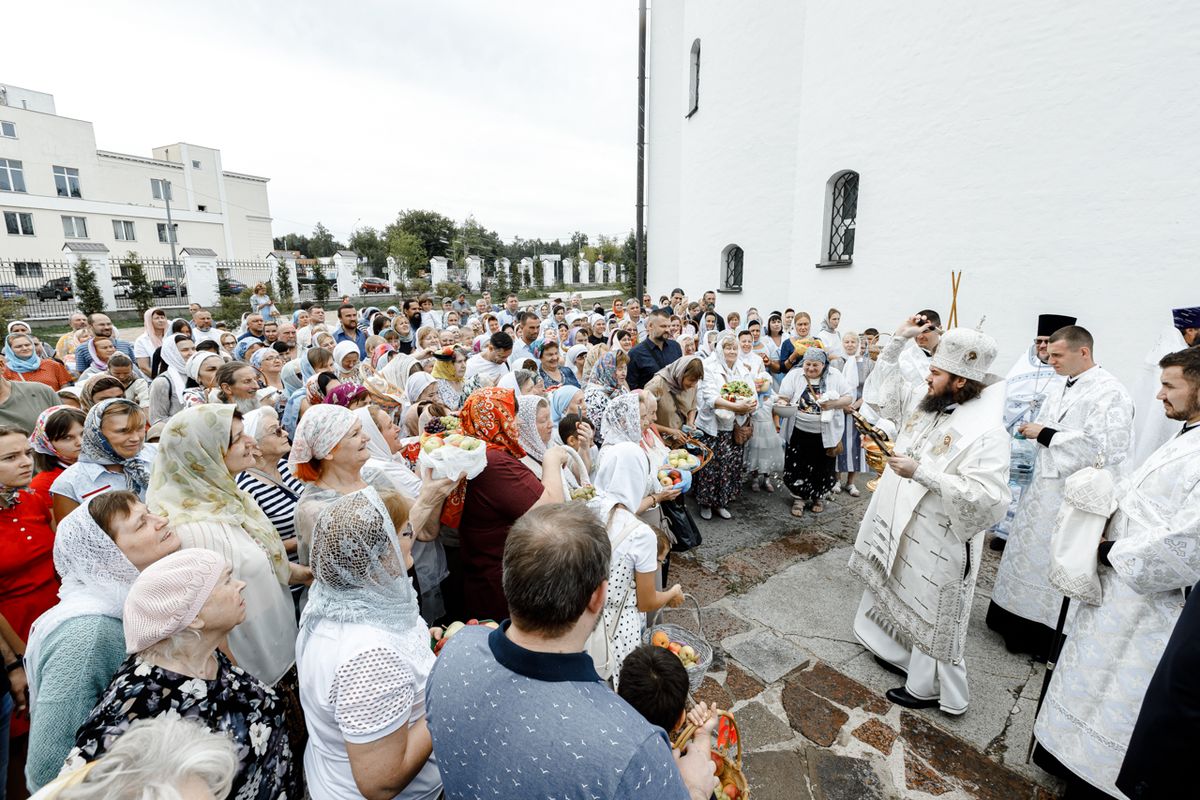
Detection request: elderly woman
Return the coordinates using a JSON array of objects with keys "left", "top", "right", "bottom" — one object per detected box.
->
[
  {"left": 66, "top": 549, "right": 296, "bottom": 800},
  {"left": 779, "top": 348, "right": 852, "bottom": 517},
  {"left": 235, "top": 408, "right": 306, "bottom": 594},
  {"left": 253, "top": 347, "right": 286, "bottom": 393},
  {"left": 51, "top": 399, "right": 154, "bottom": 520},
  {"left": 332, "top": 340, "right": 362, "bottom": 383},
  {"left": 583, "top": 350, "right": 629, "bottom": 444},
  {"left": 589, "top": 441, "right": 684, "bottom": 683},
  {"left": 24, "top": 493, "right": 181, "bottom": 791},
  {"left": 149, "top": 406, "right": 307, "bottom": 716},
  {"left": 213, "top": 360, "right": 264, "bottom": 413},
  {"left": 218, "top": 330, "right": 238, "bottom": 358},
  {"left": 233, "top": 336, "right": 264, "bottom": 365},
  {"left": 132, "top": 307, "right": 169, "bottom": 374},
  {"left": 693, "top": 331, "right": 757, "bottom": 520},
  {"left": 644, "top": 354, "right": 704, "bottom": 445},
  {"left": 3, "top": 332, "right": 72, "bottom": 390},
  {"left": 778, "top": 311, "right": 825, "bottom": 376},
  {"left": 181, "top": 351, "right": 223, "bottom": 408},
  {"left": 564, "top": 342, "right": 588, "bottom": 379},
  {"left": 430, "top": 346, "right": 466, "bottom": 411},
  {"left": 296, "top": 489, "right": 441, "bottom": 799},
  {"left": 450, "top": 388, "right": 572, "bottom": 620},
  {"left": 537, "top": 339, "right": 579, "bottom": 389},
  {"left": 497, "top": 367, "right": 543, "bottom": 398},
  {"left": 147, "top": 333, "right": 196, "bottom": 424}
]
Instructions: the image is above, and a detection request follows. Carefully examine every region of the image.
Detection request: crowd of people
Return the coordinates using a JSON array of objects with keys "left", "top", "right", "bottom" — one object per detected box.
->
[{"left": 0, "top": 285, "right": 1197, "bottom": 799}]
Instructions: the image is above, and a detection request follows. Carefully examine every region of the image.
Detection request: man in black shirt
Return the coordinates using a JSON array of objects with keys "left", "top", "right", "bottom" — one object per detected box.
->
[{"left": 627, "top": 309, "right": 683, "bottom": 390}]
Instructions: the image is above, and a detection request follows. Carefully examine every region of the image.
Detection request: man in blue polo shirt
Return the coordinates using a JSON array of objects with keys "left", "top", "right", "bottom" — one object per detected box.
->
[
  {"left": 333, "top": 303, "right": 368, "bottom": 359},
  {"left": 427, "top": 503, "right": 717, "bottom": 800},
  {"left": 627, "top": 309, "right": 682, "bottom": 390}
]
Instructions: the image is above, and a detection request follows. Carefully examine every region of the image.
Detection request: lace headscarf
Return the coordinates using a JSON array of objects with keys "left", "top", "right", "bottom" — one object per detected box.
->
[
  {"left": 148, "top": 405, "right": 289, "bottom": 584},
  {"left": 302, "top": 488, "right": 421, "bottom": 633},
  {"left": 81, "top": 399, "right": 151, "bottom": 499},
  {"left": 516, "top": 395, "right": 550, "bottom": 464},
  {"left": 24, "top": 502, "right": 145, "bottom": 706},
  {"left": 600, "top": 392, "right": 643, "bottom": 446}
]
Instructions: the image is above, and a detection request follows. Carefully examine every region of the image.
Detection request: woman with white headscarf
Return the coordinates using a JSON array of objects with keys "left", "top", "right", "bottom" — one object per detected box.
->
[
  {"left": 180, "top": 351, "right": 223, "bottom": 409},
  {"left": 401, "top": 371, "right": 440, "bottom": 437},
  {"left": 332, "top": 340, "right": 362, "bottom": 382},
  {"left": 23, "top": 492, "right": 181, "bottom": 791},
  {"left": 778, "top": 347, "right": 851, "bottom": 518},
  {"left": 693, "top": 330, "right": 757, "bottom": 520},
  {"left": 147, "top": 332, "right": 196, "bottom": 424},
  {"left": 588, "top": 441, "right": 683, "bottom": 684},
  {"left": 296, "top": 489, "right": 441, "bottom": 799}
]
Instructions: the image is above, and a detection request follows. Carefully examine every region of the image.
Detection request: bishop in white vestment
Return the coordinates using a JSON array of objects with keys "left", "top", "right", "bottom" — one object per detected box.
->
[
  {"left": 849, "top": 321, "right": 1010, "bottom": 715},
  {"left": 989, "top": 327, "right": 1135, "bottom": 658},
  {"left": 1034, "top": 346, "right": 1200, "bottom": 798}
]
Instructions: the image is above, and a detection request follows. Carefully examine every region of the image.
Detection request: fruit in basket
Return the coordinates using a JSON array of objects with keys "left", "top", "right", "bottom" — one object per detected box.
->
[
  {"left": 444, "top": 433, "right": 464, "bottom": 446},
  {"left": 680, "top": 644, "right": 695, "bottom": 661},
  {"left": 668, "top": 642, "right": 682, "bottom": 655},
  {"left": 657, "top": 469, "right": 684, "bottom": 487},
  {"left": 652, "top": 630, "right": 670, "bottom": 648},
  {"left": 439, "top": 415, "right": 460, "bottom": 430},
  {"left": 667, "top": 449, "right": 700, "bottom": 470},
  {"left": 569, "top": 485, "right": 597, "bottom": 501},
  {"left": 723, "top": 783, "right": 740, "bottom": 800},
  {"left": 458, "top": 436, "right": 482, "bottom": 451},
  {"left": 421, "top": 437, "right": 444, "bottom": 453}
]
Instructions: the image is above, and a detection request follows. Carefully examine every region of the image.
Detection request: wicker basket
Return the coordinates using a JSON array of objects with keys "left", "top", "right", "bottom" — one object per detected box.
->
[
  {"left": 673, "top": 709, "right": 748, "bottom": 799},
  {"left": 642, "top": 593, "right": 712, "bottom": 692},
  {"left": 681, "top": 434, "right": 714, "bottom": 473}
]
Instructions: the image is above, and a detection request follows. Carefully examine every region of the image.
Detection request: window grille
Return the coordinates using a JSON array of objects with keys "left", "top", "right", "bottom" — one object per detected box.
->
[
  {"left": 827, "top": 171, "right": 858, "bottom": 263},
  {"left": 721, "top": 245, "right": 743, "bottom": 291}
]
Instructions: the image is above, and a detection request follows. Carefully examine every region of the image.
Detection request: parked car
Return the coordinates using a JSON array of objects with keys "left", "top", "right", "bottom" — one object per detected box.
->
[
  {"left": 0, "top": 284, "right": 24, "bottom": 300},
  {"left": 112, "top": 278, "right": 132, "bottom": 298},
  {"left": 151, "top": 279, "right": 187, "bottom": 297},
  {"left": 219, "top": 278, "right": 248, "bottom": 296},
  {"left": 360, "top": 277, "right": 390, "bottom": 294},
  {"left": 36, "top": 277, "right": 73, "bottom": 301}
]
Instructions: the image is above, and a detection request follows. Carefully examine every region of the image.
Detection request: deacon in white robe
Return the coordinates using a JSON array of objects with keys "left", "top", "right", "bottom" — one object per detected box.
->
[
  {"left": 1033, "top": 346, "right": 1200, "bottom": 798},
  {"left": 849, "top": 320, "right": 1010, "bottom": 715},
  {"left": 1131, "top": 306, "right": 1198, "bottom": 467},
  {"left": 988, "top": 326, "right": 1135, "bottom": 658}
]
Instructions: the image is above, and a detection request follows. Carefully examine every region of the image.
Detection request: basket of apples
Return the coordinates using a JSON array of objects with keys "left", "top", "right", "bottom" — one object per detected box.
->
[
  {"left": 672, "top": 709, "right": 747, "bottom": 800},
  {"left": 429, "top": 618, "right": 500, "bottom": 655},
  {"left": 656, "top": 465, "right": 693, "bottom": 494},
  {"left": 416, "top": 432, "right": 488, "bottom": 481},
  {"left": 642, "top": 594, "right": 712, "bottom": 691}
]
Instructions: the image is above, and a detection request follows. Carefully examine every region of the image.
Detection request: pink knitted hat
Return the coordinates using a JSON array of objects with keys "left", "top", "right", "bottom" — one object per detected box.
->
[{"left": 123, "top": 549, "right": 227, "bottom": 654}]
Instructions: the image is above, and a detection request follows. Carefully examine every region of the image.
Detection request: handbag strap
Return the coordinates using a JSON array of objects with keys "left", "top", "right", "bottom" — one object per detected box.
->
[{"left": 604, "top": 512, "right": 643, "bottom": 639}]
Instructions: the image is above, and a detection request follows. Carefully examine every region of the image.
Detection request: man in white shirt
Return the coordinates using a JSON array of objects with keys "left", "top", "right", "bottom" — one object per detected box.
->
[
  {"left": 507, "top": 311, "right": 541, "bottom": 369},
  {"left": 465, "top": 332, "right": 513, "bottom": 382},
  {"left": 190, "top": 308, "right": 221, "bottom": 344},
  {"left": 496, "top": 294, "right": 521, "bottom": 328},
  {"left": 296, "top": 304, "right": 331, "bottom": 349}
]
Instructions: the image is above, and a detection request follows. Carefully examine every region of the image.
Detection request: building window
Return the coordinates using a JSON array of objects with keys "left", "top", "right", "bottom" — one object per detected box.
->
[
  {"left": 4, "top": 211, "right": 34, "bottom": 236},
  {"left": 822, "top": 170, "right": 859, "bottom": 265},
  {"left": 687, "top": 39, "right": 701, "bottom": 118},
  {"left": 0, "top": 159, "right": 26, "bottom": 193},
  {"left": 14, "top": 262, "right": 42, "bottom": 278},
  {"left": 0, "top": 121, "right": 14, "bottom": 138},
  {"left": 720, "top": 244, "right": 743, "bottom": 292},
  {"left": 197, "top": 204, "right": 206, "bottom": 212},
  {"left": 53, "top": 166, "right": 82, "bottom": 198},
  {"left": 61, "top": 215, "right": 88, "bottom": 239},
  {"left": 157, "top": 222, "right": 178, "bottom": 243},
  {"left": 113, "top": 219, "right": 136, "bottom": 241},
  {"left": 150, "top": 178, "right": 172, "bottom": 201},
  {"left": 191, "top": 160, "right": 201, "bottom": 169}
]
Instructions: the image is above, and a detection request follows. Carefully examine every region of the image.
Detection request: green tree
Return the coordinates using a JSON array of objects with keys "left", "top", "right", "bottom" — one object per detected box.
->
[
  {"left": 308, "top": 222, "right": 343, "bottom": 258},
  {"left": 348, "top": 227, "right": 388, "bottom": 270},
  {"left": 312, "top": 263, "right": 331, "bottom": 304},
  {"left": 387, "top": 210, "right": 456, "bottom": 262},
  {"left": 272, "top": 232, "right": 311, "bottom": 255},
  {"left": 274, "top": 259, "right": 294, "bottom": 311},
  {"left": 620, "top": 230, "right": 642, "bottom": 296},
  {"left": 385, "top": 231, "right": 427, "bottom": 279},
  {"left": 0, "top": 296, "right": 27, "bottom": 331},
  {"left": 73, "top": 257, "right": 105, "bottom": 316},
  {"left": 121, "top": 251, "right": 155, "bottom": 313},
  {"left": 568, "top": 231, "right": 590, "bottom": 260}
]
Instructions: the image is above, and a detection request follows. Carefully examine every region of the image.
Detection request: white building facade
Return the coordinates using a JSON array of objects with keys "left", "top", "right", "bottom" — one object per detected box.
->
[
  {"left": 645, "top": 0, "right": 1200, "bottom": 382},
  {"left": 0, "top": 83, "right": 272, "bottom": 264}
]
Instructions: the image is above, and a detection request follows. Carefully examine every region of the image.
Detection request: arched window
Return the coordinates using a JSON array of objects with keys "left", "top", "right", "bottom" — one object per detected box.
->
[
  {"left": 720, "top": 244, "right": 743, "bottom": 292},
  {"left": 687, "top": 39, "right": 701, "bottom": 118},
  {"left": 821, "top": 170, "right": 859, "bottom": 266}
]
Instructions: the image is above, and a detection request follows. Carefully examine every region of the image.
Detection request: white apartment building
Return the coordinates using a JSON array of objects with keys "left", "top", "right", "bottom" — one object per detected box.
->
[
  {"left": 0, "top": 83, "right": 272, "bottom": 263},
  {"left": 645, "top": 0, "right": 1199, "bottom": 384}
]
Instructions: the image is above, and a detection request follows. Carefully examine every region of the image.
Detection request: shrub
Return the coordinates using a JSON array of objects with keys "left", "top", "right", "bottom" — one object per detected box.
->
[
  {"left": 121, "top": 252, "right": 155, "bottom": 314},
  {"left": 73, "top": 257, "right": 105, "bottom": 317}
]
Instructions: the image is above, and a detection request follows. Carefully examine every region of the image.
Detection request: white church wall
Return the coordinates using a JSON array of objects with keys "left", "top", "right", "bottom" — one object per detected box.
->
[{"left": 648, "top": 0, "right": 1200, "bottom": 383}]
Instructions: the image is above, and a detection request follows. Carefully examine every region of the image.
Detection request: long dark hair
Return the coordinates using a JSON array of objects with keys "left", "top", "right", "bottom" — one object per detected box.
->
[{"left": 32, "top": 407, "right": 86, "bottom": 473}]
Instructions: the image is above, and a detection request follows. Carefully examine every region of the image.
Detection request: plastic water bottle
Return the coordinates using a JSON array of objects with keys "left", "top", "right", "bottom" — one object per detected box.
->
[{"left": 1010, "top": 433, "right": 1036, "bottom": 489}]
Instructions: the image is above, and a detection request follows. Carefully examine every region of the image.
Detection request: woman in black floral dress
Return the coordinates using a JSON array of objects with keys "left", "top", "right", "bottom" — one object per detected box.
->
[{"left": 65, "top": 549, "right": 296, "bottom": 800}]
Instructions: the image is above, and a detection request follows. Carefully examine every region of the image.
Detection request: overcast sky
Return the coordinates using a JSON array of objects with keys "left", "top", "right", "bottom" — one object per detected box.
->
[{"left": 5, "top": 0, "right": 638, "bottom": 244}]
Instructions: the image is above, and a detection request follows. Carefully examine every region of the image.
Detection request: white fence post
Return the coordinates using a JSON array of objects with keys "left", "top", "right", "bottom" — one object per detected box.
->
[
  {"left": 430, "top": 256, "right": 449, "bottom": 286},
  {"left": 181, "top": 248, "right": 220, "bottom": 307},
  {"left": 333, "top": 251, "right": 358, "bottom": 298},
  {"left": 465, "top": 255, "right": 483, "bottom": 292},
  {"left": 62, "top": 243, "right": 115, "bottom": 310},
  {"left": 578, "top": 257, "right": 591, "bottom": 285},
  {"left": 539, "top": 257, "right": 554, "bottom": 289},
  {"left": 562, "top": 257, "right": 574, "bottom": 286}
]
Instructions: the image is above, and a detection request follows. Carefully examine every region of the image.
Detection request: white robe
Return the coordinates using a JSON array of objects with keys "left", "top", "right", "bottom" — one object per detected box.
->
[
  {"left": 1131, "top": 325, "right": 1187, "bottom": 467},
  {"left": 992, "top": 366, "right": 1135, "bottom": 629},
  {"left": 848, "top": 337, "right": 1011, "bottom": 664},
  {"left": 1034, "top": 425, "right": 1200, "bottom": 798}
]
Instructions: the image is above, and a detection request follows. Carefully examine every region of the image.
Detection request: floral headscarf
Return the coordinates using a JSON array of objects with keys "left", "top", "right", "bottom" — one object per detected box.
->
[
  {"left": 371, "top": 341, "right": 395, "bottom": 370},
  {"left": 148, "top": 404, "right": 288, "bottom": 584},
  {"left": 81, "top": 398, "right": 150, "bottom": 498},
  {"left": 29, "top": 405, "right": 73, "bottom": 459},
  {"left": 516, "top": 395, "right": 550, "bottom": 464},
  {"left": 290, "top": 404, "right": 356, "bottom": 467},
  {"left": 326, "top": 382, "right": 367, "bottom": 408},
  {"left": 589, "top": 352, "right": 621, "bottom": 395},
  {"left": 442, "top": 387, "right": 526, "bottom": 527},
  {"left": 233, "top": 336, "right": 262, "bottom": 362}
]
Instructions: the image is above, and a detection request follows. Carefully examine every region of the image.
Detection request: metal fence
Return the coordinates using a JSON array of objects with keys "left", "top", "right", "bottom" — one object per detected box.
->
[
  {"left": 110, "top": 257, "right": 189, "bottom": 311},
  {"left": 217, "top": 259, "right": 274, "bottom": 301},
  {"left": 0, "top": 258, "right": 78, "bottom": 320}
]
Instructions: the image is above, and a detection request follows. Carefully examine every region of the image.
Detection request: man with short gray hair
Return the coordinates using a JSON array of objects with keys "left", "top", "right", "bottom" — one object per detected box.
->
[{"left": 427, "top": 503, "right": 718, "bottom": 800}]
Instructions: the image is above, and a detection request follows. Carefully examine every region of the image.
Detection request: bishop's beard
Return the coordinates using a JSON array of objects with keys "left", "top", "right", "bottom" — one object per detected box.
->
[{"left": 918, "top": 378, "right": 985, "bottom": 414}]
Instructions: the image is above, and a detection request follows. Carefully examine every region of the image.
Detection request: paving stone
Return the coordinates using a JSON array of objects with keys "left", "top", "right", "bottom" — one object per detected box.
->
[
  {"left": 694, "top": 675, "right": 732, "bottom": 712},
  {"left": 794, "top": 660, "right": 890, "bottom": 715},
  {"left": 740, "top": 530, "right": 838, "bottom": 573},
  {"left": 850, "top": 718, "right": 897, "bottom": 756},
  {"left": 718, "top": 554, "right": 766, "bottom": 591},
  {"left": 905, "top": 751, "right": 953, "bottom": 796},
  {"left": 782, "top": 683, "right": 849, "bottom": 747},
  {"left": 662, "top": 604, "right": 747, "bottom": 646},
  {"left": 669, "top": 554, "right": 733, "bottom": 606},
  {"left": 731, "top": 700, "right": 792, "bottom": 747},
  {"left": 724, "top": 661, "right": 767, "bottom": 702},
  {"left": 743, "top": 748, "right": 813, "bottom": 800},
  {"left": 901, "top": 711, "right": 1047, "bottom": 800},
  {"left": 724, "top": 630, "right": 812, "bottom": 684},
  {"left": 807, "top": 749, "right": 890, "bottom": 800}
]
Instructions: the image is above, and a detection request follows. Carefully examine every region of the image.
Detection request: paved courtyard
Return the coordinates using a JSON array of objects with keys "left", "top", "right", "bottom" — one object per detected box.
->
[{"left": 662, "top": 477, "right": 1065, "bottom": 800}]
